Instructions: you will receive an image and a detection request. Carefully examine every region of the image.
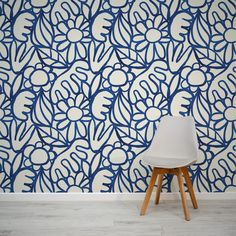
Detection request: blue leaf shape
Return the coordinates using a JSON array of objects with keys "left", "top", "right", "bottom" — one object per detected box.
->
[
  {"left": 115, "top": 47, "right": 146, "bottom": 68},
  {"left": 196, "top": 126, "right": 224, "bottom": 147},
  {"left": 11, "top": 74, "right": 23, "bottom": 97},
  {"left": 11, "top": 153, "right": 23, "bottom": 176},
  {"left": 32, "top": 93, "right": 53, "bottom": 126},
  {"left": 111, "top": 15, "right": 132, "bottom": 47},
  {"left": 110, "top": 93, "right": 132, "bottom": 126},
  {"left": 35, "top": 171, "right": 54, "bottom": 192},
  {"left": 194, "top": 48, "right": 224, "bottom": 68},
  {"left": 190, "top": 14, "right": 211, "bottom": 47},
  {"left": 32, "top": 14, "right": 54, "bottom": 47},
  {"left": 114, "top": 171, "right": 133, "bottom": 192},
  {"left": 37, "top": 126, "right": 67, "bottom": 147},
  {"left": 38, "top": 48, "right": 67, "bottom": 68},
  {"left": 192, "top": 93, "right": 210, "bottom": 125},
  {"left": 116, "top": 126, "right": 145, "bottom": 147}
]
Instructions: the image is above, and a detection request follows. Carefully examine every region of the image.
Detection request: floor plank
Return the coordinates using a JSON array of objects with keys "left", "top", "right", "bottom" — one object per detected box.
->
[{"left": 0, "top": 200, "right": 235, "bottom": 236}]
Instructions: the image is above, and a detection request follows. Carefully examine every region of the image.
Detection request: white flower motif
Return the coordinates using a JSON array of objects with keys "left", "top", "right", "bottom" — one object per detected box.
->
[
  {"left": 24, "top": 0, "right": 54, "bottom": 13},
  {"left": 103, "top": 0, "right": 133, "bottom": 13},
  {"left": 0, "top": 93, "right": 12, "bottom": 137},
  {"left": 102, "top": 142, "right": 134, "bottom": 171},
  {"left": 55, "top": 94, "right": 91, "bottom": 142},
  {"left": 102, "top": 63, "right": 134, "bottom": 92},
  {"left": 181, "top": 0, "right": 212, "bottom": 13},
  {"left": 24, "top": 63, "right": 55, "bottom": 92},
  {"left": 134, "top": 94, "right": 168, "bottom": 129},
  {"left": 55, "top": 15, "right": 91, "bottom": 63},
  {"left": 212, "top": 95, "right": 236, "bottom": 142},
  {"left": 133, "top": 15, "right": 169, "bottom": 63},
  {"left": 181, "top": 63, "right": 212, "bottom": 92},
  {"left": 0, "top": 15, "right": 12, "bottom": 59},
  {"left": 212, "top": 16, "right": 236, "bottom": 63},
  {"left": 24, "top": 142, "right": 55, "bottom": 171},
  {"left": 57, "top": 172, "right": 89, "bottom": 192}
]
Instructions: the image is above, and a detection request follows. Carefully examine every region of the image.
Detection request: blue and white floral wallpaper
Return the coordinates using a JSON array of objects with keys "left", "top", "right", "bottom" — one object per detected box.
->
[{"left": 0, "top": 0, "right": 235, "bottom": 193}]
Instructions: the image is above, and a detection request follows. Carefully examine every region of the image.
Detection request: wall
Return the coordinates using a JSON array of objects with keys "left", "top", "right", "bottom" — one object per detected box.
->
[{"left": 0, "top": 0, "right": 235, "bottom": 193}]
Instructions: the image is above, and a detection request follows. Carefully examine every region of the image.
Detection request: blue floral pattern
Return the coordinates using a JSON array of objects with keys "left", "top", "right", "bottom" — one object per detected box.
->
[{"left": 0, "top": 0, "right": 235, "bottom": 193}]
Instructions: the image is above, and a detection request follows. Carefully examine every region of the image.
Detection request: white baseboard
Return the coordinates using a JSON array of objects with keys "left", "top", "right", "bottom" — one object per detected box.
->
[{"left": 0, "top": 192, "right": 236, "bottom": 201}]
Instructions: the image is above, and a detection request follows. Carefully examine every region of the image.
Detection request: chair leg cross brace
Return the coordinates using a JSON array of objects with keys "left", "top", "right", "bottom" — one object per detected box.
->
[{"left": 140, "top": 167, "right": 198, "bottom": 221}]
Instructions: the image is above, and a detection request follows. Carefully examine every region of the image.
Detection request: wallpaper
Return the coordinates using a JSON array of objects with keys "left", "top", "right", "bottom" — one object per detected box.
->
[{"left": 0, "top": 0, "right": 235, "bottom": 193}]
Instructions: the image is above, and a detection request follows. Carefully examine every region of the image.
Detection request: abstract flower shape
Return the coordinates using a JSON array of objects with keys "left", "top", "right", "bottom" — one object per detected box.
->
[
  {"left": 23, "top": 142, "right": 55, "bottom": 171},
  {"left": 181, "top": 63, "right": 212, "bottom": 92},
  {"left": 55, "top": 15, "right": 91, "bottom": 63},
  {"left": 103, "top": 0, "right": 132, "bottom": 13},
  {"left": 181, "top": 0, "right": 212, "bottom": 13},
  {"left": 55, "top": 94, "right": 91, "bottom": 142},
  {"left": 134, "top": 94, "right": 167, "bottom": 128},
  {"left": 134, "top": 94, "right": 168, "bottom": 141},
  {"left": 212, "top": 16, "right": 236, "bottom": 63},
  {"left": 57, "top": 172, "right": 89, "bottom": 192},
  {"left": 102, "top": 142, "right": 134, "bottom": 171},
  {"left": 24, "top": 63, "right": 55, "bottom": 92},
  {"left": 133, "top": 15, "right": 169, "bottom": 63},
  {"left": 0, "top": 15, "right": 12, "bottom": 58},
  {"left": 212, "top": 95, "right": 236, "bottom": 142},
  {"left": 24, "top": 0, "right": 54, "bottom": 13},
  {"left": 102, "top": 63, "right": 134, "bottom": 92},
  {"left": 0, "top": 94, "right": 12, "bottom": 137}
]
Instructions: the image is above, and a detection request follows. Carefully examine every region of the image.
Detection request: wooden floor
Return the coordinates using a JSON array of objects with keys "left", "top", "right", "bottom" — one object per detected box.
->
[{"left": 0, "top": 200, "right": 236, "bottom": 236}]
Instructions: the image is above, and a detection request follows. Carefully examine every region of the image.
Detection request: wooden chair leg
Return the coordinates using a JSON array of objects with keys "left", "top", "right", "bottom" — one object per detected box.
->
[
  {"left": 177, "top": 168, "right": 190, "bottom": 221},
  {"left": 140, "top": 168, "right": 158, "bottom": 216},
  {"left": 155, "top": 174, "right": 163, "bottom": 205},
  {"left": 181, "top": 167, "right": 198, "bottom": 209}
]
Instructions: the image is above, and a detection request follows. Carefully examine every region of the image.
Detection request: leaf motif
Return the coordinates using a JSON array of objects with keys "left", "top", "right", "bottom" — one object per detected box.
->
[
  {"left": 192, "top": 93, "right": 210, "bottom": 125},
  {"left": 11, "top": 74, "right": 23, "bottom": 97},
  {"left": 90, "top": 0, "right": 102, "bottom": 18},
  {"left": 116, "top": 126, "right": 145, "bottom": 147},
  {"left": 197, "top": 126, "right": 224, "bottom": 147},
  {"left": 90, "top": 153, "right": 102, "bottom": 175},
  {"left": 32, "top": 93, "right": 53, "bottom": 126},
  {"left": 194, "top": 48, "right": 224, "bottom": 68},
  {"left": 168, "top": 0, "right": 181, "bottom": 18},
  {"left": 115, "top": 47, "right": 146, "bottom": 68},
  {"left": 37, "top": 126, "right": 67, "bottom": 147},
  {"left": 190, "top": 14, "right": 211, "bottom": 47},
  {"left": 90, "top": 74, "right": 102, "bottom": 96},
  {"left": 32, "top": 14, "right": 53, "bottom": 47},
  {"left": 114, "top": 171, "right": 133, "bottom": 192},
  {"left": 38, "top": 48, "right": 67, "bottom": 68},
  {"left": 111, "top": 15, "right": 132, "bottom": 47},
  {"left": 168, "top": 74, "right": 180, "bottom": 96},
  {"left": 11, "top": 0, "right": 24, "bottom": 18},
  {"left": 3, "top": 3, "right": 11, "bottom": 19},
  {"left": 111, "top": 93, "right": 132, "bottom": 126},
  {"left": 11, "top": 153, "right": 24, "bottom": 176},
  {"left": 35, "top": 171, "right": 54, "bottom": 192}
]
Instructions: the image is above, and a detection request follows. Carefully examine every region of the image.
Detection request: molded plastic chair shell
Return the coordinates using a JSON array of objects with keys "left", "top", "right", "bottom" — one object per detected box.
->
[{"left": 142, "top": 116, "right": 199, "bottom": 169}]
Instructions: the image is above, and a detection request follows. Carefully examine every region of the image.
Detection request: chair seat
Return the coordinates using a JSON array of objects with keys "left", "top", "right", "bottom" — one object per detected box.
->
[{"left": 142, "top": 156, "right": 196, "bottom": 169}]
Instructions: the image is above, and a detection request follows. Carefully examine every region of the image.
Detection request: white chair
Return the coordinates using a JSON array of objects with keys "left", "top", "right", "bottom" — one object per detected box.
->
[{"left": 140, "top": 115, "right": 199, "bottom": 221}]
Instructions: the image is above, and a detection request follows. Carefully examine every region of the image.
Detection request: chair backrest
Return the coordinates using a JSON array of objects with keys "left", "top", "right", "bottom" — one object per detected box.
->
[{"left": 146, "top": 116, "right": 199, "bottom": 161}]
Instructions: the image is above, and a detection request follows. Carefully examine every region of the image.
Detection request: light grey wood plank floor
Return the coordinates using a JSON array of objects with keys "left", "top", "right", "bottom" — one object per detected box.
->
[{"left": 0, "top": 200, "right": 236, "bottom": 236}]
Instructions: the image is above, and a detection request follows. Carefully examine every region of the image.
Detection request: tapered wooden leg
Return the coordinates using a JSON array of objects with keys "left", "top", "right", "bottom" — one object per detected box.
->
[
  {"left": 140, "top": 168, "right": 158, "bottom": 216},
  {"left": 181, "top": 167, "right": 198, "bottom": 209},
  {"left": 177, "top": 168, "right": 190, "bottom": 221},
  {"left": 155, "top": 174, "right": 163, "bottom": 205}
]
